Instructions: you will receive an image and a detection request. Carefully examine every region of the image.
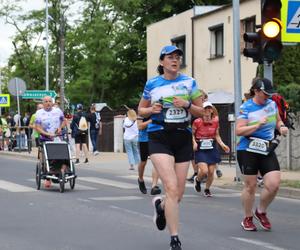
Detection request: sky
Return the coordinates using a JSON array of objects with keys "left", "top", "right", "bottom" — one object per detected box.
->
[
  {"left": 0, "top": 1, "right": 45, "bottom": 66},
  {"left": 0, "top": 0, "right": 81, "bottom": 67}
]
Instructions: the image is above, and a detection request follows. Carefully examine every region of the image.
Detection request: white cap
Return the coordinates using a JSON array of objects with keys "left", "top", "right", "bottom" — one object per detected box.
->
[{"left": 203, "top": 101, "right": 213, "bottom": 108}]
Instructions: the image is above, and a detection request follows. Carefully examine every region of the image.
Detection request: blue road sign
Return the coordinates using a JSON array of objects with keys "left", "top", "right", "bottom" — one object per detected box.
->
[{"left": 0, "top": 94, "right": 10, "bottom": 107}]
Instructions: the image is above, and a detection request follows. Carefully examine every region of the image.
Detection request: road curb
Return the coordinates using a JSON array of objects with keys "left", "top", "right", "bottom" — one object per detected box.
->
[{"left": 216, "top": 183, "right": 300, "bottom": 200}]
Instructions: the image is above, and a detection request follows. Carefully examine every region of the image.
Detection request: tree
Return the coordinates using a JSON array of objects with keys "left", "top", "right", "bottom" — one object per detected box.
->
[
  {"left": 65, "top": 0, "right": 116, "bottom": 107},
  {"left": 273, "top": 44, "right": 300, "bottom": 111}
]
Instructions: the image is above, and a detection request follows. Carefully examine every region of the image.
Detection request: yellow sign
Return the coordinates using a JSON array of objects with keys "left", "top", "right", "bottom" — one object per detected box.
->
[
  {"left": 281, "top": 0, "right": 300, "bottom": 42},
  {"left": 0, "top": 94, "right": 10, "bottom": 107}
]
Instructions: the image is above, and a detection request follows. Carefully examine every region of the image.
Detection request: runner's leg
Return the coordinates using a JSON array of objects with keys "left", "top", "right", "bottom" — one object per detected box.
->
[{"left": 258, "top": 170, "right": 280, "bottom": 212}]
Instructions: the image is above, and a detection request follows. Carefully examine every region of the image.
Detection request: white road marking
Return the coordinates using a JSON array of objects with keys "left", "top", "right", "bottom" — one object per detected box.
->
[
  {"left": 109, "top": 205, "right": 152, "bottom": 219},
  {"left": 0, "top": 180, "right": 36, "bottom": 192},
  {"left": 120, "top": 175, "right": 163, "bottom": 185},
  {"left": 69, "top": 183, "right": 97, "bottom": 190},
  {"left": 78, "top": 177, "right": 137, "bottom": 189},
  {"left": 212, "top": 193, "right": 241, "bottom": 198},
  {"left": 231, "top": 237, "right": 287, "bottom": 250},
  {"left": 182, "top": 194, "right": 198, "bottom": 198},
  {"left": 27, "top": 178, "right": 97, "bottom": 190},
  {"left": 90, "top": 196, "right": 143, "bottom": 201},
  {"left": 276, "top": 196, "right": 300, "bottom": 204},
  {"left": 77, "top": 198, "right": 92, "bottom": 203}
]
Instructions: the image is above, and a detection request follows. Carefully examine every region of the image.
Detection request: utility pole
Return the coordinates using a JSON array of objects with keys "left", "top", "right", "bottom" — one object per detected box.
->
[
  {"left": 232, "top": 0, "right": 242, "bottom": 182},
  {"left": 45, "top": 0, "right": 49, "bottom": 91},
  {"left": 0, "top": 70, "right": 2, "bottom": 116},
  {"left": 59, "top": 9, "right": 65, "bottom": 110}
]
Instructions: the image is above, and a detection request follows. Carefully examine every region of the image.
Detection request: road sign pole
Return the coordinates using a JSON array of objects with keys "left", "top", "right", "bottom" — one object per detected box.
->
[
  {"left": 45, "top": 0, "right": 50, "bottom": 91},
  {"left": 233, "top": 0, "right": 242, "bottom": 182},
  {"left": 15, "top": 78, "right": 21, "bottom": 127},
  {"left": 264, "top": 61, "right": 273, "bottom": 82}
]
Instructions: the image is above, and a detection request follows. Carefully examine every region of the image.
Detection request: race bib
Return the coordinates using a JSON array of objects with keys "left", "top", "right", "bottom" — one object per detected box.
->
[
  {"left": 163, "top": 107, "right": 188, "bottom": 123},
  {"left": 246, "top": 137, "right": 270, "bottom": 155},
  {"left": 198, "top": 139, "right": 214, "bottom": 150}
]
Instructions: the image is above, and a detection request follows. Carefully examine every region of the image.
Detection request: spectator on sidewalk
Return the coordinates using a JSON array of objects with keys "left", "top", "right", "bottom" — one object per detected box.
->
[
  {"left": 88, "top": 104, "right": 102, "bottom": 155},
  {"left": 29, "top": 103, "right": 44, "bottom": 147},
  {"left": 70, "top": 104, "right": 89, "bottom": 164},
  {"left": 123, "top": 109, "right": 140, "bottom": 170},
  {"left": 14, "top": 113, "right": 27, "bottom": 149}
]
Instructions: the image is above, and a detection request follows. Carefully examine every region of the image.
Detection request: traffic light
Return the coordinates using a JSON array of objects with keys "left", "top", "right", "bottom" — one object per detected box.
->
[
  {"left": 243, "top": 30, "right": 263, "bottom": 64},
  {"left": 260, "top": 0, "right": 283, "bottom": 63}
]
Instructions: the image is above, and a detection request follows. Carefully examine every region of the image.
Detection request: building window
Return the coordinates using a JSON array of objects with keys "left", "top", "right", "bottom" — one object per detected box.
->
[
  {"left": 171, "top": 35, "right": 186, "bottom": 67},
  {"left": 209, "top": 24, "right": 224, "bottom": 59},
  {"left": 241, "top": 16, "right": 256, "bottom": 51}
]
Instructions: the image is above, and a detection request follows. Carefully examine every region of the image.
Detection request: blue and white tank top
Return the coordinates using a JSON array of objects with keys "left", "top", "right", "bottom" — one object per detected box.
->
[
  {"left": 142, "top": 74, "right": 200, "bottom": 132},
  {"left": 237, "top": 99, "right": 277, "bottom": 150}
]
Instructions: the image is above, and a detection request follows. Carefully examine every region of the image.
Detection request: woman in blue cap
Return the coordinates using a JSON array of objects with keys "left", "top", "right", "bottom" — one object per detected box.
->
[{"left": 138, "top": 45, "right": 203, "bottom": 250}]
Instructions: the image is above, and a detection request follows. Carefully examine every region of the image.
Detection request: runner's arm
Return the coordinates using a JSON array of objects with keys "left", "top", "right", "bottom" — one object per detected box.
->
[{"left": 215, "top": 128, "right": 230, "bottom": 153}]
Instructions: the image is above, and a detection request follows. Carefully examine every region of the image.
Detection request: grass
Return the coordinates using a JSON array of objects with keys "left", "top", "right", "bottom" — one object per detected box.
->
[{"left": 281, "top": 180, "right": 300, "bottom": 189}]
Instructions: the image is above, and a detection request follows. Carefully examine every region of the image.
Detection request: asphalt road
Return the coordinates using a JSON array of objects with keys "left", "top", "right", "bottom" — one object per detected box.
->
[{"left": 0, "top": 156, "right": 299, "bottom": 250}]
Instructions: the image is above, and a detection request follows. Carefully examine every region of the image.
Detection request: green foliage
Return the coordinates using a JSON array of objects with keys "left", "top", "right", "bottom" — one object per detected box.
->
[
  {"left": 276, "top": 83, "right": 300, "bottom": 112},
  {"left": 273, "top": 44, "right": 300, "bottom": 111},
  {"left": 1, "top": 0, "right": 297, "bottom": 113}
]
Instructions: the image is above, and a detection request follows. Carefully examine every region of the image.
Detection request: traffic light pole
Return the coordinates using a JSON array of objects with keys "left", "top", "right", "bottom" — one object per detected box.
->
[
  {"left": 232, "top": 0, "right": 242, "bottom": 182},
  {"left": 264, "top": 61, "right": 273, "bottom": 83}
]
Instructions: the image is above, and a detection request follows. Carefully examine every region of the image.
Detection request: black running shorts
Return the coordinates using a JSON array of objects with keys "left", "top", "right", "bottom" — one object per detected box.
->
[
  {"left": 75, "top": 133, "right": 87, "bottom": 144},
  {"left": 139, "top": 141, "right": 149, "bottom": 162},
  {"left": 148, "top": 129, "right": 193, "bottom": 163},
  {"left": 237, "top": 150, "right": 280, "bottom": 176}
]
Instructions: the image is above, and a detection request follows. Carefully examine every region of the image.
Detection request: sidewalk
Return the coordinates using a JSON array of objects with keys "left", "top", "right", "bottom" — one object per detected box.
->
[{"left": 1, "top": 147, "right": 300, "bottom": 199}]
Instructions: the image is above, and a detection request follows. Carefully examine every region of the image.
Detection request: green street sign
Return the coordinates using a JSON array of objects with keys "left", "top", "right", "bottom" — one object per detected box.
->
[{"left": 22, "top": 90, "right": 57, "bottom": 99}]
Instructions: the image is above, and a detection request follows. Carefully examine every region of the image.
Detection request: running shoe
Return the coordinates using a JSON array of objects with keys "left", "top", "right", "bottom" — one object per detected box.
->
[
  {"left": 138, "top": 179, "right": 147, "bottom": 194},
  {"left": 74, "top": 159, "right": 80, "bottom": 164},
  {"left": 216, "top": 169, "right": 223, "bottom": 178},
  {"left": 254, "top": 209, "right": 271, "bottom": 230},
  {"left": 257, "top": 176, "right": 264, "bottom": 187},
  {"left": 241, "top": 216, "right": 257, "bottom": 231},
  {"left": 170, "top": 240, "right": 182, "bottom": 250},
  {"left": 204, "top": 188, "right": 212, "bottom": 197},
  {"left": 84, "top": 158, "right": 88, "bottom": 163},
  {"left": 150, "top": 186, "right": 161, "bottom": 195},
  {"left": 194, "top": 176, "right": 201, "bottom": 193},
  {"left": 186, "top": 172, "right": 197, "bottom": 183},
  {"left": 152, "top": 196, "right": 166, "bottom": 231}
]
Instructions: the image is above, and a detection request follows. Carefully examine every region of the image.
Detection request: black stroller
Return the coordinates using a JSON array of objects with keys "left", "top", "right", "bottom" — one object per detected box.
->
[{"left": 35, "top": 140, "right": 76, "bottom": 193}]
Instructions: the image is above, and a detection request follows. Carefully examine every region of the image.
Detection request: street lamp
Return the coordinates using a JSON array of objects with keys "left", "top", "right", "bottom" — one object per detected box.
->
[{"left": 45, "top": 0, "right": 49, "bottom": 91}]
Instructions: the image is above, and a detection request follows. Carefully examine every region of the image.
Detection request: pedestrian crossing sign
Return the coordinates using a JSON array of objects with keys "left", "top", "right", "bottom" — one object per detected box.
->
[
  {"left": 281, "top": 0, "right": 300, "bottom": 42},
  {"left": 0, "top": 94, "right": 10, "bottom": 107}
]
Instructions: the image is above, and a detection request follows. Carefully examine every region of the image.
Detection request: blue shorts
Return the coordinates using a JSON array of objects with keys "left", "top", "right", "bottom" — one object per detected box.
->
[{"left": 194, "top": 144, "right": 221, "bottom": 165}]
